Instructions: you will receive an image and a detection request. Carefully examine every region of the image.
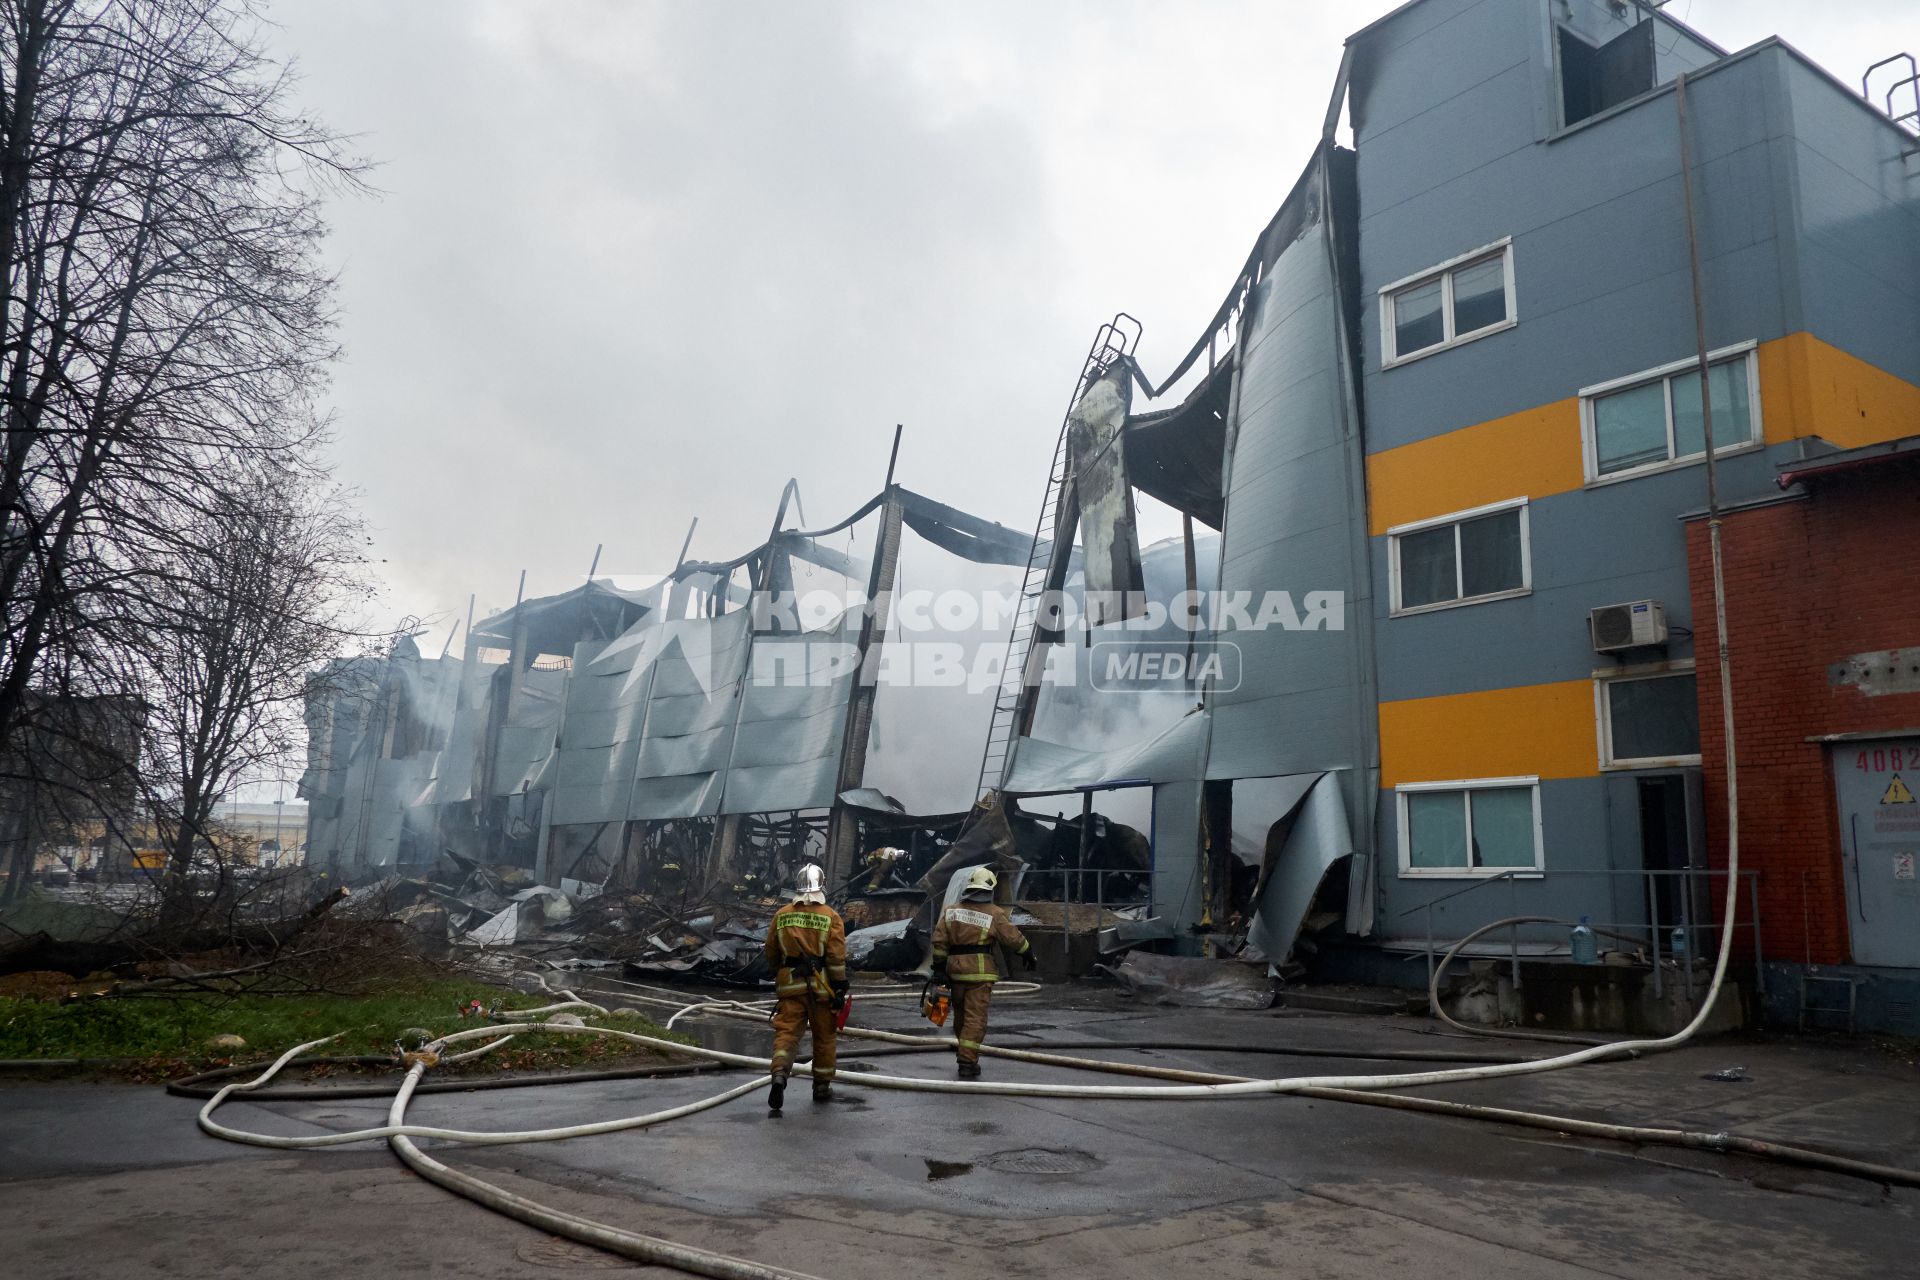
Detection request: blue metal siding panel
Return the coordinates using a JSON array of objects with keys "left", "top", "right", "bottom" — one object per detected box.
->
[
  {"left": 1223, "top": 548, "right": 1357, "bottom": 702},
  {"left": 1357, "top": 63, "right": 1541, "bottom": 261},
  {"left": 1207, "top": 153, "right": 1375, "bottom": 787},
  {"left": 1374, "top": 776, "right": 1650, "bottom": 943},
  {"left": 1779, "top": 56, "right": 1920, "bottom": 386},
  {"left": 1791, "top": 143, "right": 1918, "bottom": 280},
  {"left": 1796, "top": 236, "right": 1920, "bottom": 394},
  {"left": 1218, "top": 439, "right": 1351, "bottom": 556},
  {"left": 1759, "top": 57, "right": 1808, "bottom": 340},
  {"left": 1355, "top": 6, "right": 1531, "bottom": 157}
]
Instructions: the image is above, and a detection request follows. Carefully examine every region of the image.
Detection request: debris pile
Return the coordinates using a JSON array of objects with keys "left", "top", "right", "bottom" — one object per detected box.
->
[
  {"left": 318, "top": 786, "right": 1181, "bottom": 991},
  {"left": 1106, "top": 951, "right": 1275, "bottom": 1010}
]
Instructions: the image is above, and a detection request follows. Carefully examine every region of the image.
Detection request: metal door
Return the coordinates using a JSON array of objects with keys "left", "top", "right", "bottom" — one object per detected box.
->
[{"left": 1833, "top": 737, "right": 1920, "bottom": 968}]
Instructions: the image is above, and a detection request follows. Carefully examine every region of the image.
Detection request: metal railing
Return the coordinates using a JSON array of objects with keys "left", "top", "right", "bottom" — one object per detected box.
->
[
  {"left": 1862, "top": 53, "right": 1920, "bottom": 135},
  {"left": 1398, "top": 867, "right": 1763, "bottom": 1003},
  {"left": 1013, "top": 866, "right": 1155, "bottom": 965}
]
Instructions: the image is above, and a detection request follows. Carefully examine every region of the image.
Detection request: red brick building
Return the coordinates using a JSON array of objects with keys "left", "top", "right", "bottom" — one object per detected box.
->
[{"left": 1685, "top": 436, "right": 1920, "bottom": 1032}]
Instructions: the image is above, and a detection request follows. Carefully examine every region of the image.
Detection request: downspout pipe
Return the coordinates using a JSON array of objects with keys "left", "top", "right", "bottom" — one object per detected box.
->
[{"left": 1676, "top": 71, "right": 1745, "bottom": 1014}]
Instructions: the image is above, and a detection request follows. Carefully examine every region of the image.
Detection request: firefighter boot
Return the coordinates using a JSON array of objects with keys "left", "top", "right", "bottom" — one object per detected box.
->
[
  {"left": 768, "top": 1070, "right": 787, "bottom": 1112},
  {"left": 958, "top": 1061, "right": 981, "bottom": 1080},
  {"left": 812, "top": 1078, "right": 833, "bottom": 1103}
]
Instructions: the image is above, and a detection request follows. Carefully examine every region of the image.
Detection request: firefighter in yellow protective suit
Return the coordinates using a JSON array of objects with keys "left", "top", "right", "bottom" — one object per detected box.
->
[
  {"left": 931, "top": 866, "right": 1035, "bottom": 1078},
  {"left": 762, "top": 863, "right": 847, "bottom": 1111}
]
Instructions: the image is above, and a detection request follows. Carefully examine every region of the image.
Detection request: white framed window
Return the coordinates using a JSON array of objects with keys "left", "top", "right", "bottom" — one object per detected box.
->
[
  {"left": 1580, "top": 343, "right": 1762, "bottom": 484},
  {"left": 1595, "top": 662, "right": 1701, "bottom": 769},
  {"left": 1379, "top": 239, "right": 1516, "bottom": 367},
  {"left": 1397, "top": 777, "right": 1543, "bottom": 878},
  {"left": 1388, "top": 498, "right": 1531, "bottom": 616}
]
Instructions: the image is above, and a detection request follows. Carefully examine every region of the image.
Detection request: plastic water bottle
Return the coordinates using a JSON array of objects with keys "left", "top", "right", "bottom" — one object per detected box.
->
[
  {"left": 1670, "top": 927, "right": 1688, "bottom": 961},
  {"left": 1571, "top": 916, "right": 1599, "bottom": 965}
]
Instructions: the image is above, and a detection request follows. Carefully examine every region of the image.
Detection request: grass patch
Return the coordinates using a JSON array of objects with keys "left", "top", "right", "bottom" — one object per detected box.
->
[{"left": 0, "top": 976, "right": 694, "bottom": 1080}]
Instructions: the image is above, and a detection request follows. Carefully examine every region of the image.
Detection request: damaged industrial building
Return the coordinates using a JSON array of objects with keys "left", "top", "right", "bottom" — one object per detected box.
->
[
  {"left": 302, "top": 0, "right": 1920, "bottom": 1034},
  {"left": 298, "top": 478, "right": 1159, "bottom": 979}
]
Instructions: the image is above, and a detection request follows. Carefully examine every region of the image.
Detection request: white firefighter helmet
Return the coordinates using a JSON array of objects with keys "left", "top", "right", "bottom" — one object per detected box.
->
[
  {"left": 795, "top": 863, "right": 827, "bottom": 903},
  {"left": 964, "top": 865, "right": 997, "bottom": 896}
]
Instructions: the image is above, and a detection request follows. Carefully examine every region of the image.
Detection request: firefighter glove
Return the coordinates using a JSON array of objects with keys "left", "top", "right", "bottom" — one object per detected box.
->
[
  {"left": 1020, "top": 949, "right": 1037, "bottom": 972},
  {"left": 829, "top": 980, "right": 849, "bottom": 1011}
]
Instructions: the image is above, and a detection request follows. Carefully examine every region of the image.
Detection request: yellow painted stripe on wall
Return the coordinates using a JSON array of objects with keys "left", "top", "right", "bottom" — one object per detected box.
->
[
  {"left": 1758, "top": 333, "right": 1813, "bottom": 448},
  {"left": 1368, "top": 333, "right": 1920, "bottom": 535},
  {"left": 1759, "top": 332, "right": 1920, "bottom": 450},
  {"left": 1366, "top": 399, "right": 1584, "bottom": 536},
  {"left": 1378, "top": 680, "right": 1597, "bottom": 788}
]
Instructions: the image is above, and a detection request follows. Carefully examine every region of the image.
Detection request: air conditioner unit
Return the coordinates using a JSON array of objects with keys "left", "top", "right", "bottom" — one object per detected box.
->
[{"left": 1590, "top": 600, "right": 1668, "bottom": 653}]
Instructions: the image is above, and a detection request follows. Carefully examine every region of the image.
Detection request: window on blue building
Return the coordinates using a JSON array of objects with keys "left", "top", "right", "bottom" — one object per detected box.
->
[
  {"left": 1392, "top": 279, "right": 1445, "bottom": 356},
  {"left": 1450, "top": 256, "right": 1508, "bottom": 335},
  {"left": 1598, "top": 667, "right": 1701, "bottom": 768},
  {"left": 1380, "top": 241, "right": 1515, "bottom": 366},
  {"left": 1389, "top": 499, "right": 1530, "bottom": 614},
  {"left": 1582, "top": 348, "right": 1759, "bottom": 482},
  {"left": 1592, "top": 380, "right": 1668, "bottom": 473},
  {"left": 1400, "top": 779, "right": 1542, "bottom": 876}
]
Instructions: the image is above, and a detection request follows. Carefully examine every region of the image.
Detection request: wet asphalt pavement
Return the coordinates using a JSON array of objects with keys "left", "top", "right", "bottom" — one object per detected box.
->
[{"left": 4, "top": 982, "right": 1917, "bottom": 1278}]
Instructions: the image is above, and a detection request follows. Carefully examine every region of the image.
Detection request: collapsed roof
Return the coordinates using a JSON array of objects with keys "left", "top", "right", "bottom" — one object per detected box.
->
[
  {"left": 471, "top": 581, "right": 655, "bottom": 657},
  {"left": 300, "top": 483, "right": 1041, "bottom": 880}
]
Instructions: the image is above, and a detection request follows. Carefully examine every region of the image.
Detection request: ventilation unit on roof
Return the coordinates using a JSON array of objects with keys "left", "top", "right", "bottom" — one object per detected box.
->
[{"left": 1590, "top": 600, "right": 1668, "bottom": 653}]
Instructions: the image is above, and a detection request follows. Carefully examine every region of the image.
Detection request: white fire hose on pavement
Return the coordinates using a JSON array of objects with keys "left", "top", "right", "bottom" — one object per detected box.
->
[{"left": 196, "top": 894, "right": 1920, "bottom": 1280}]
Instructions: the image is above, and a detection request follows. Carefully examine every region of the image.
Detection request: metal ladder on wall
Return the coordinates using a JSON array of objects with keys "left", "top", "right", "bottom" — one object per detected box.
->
[{"left": 971, "top": 314, "right": 1142, "bottom": 804}]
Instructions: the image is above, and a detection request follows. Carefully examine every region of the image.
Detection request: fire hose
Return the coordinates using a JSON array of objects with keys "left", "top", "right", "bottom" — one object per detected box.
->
[{"left": 194, "top": 971, "right": 1920, "bottom": 1280}]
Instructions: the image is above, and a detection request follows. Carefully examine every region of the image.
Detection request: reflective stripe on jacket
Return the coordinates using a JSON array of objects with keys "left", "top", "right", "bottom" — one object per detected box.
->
[
  {"left": 764, "top": 900, "right": 847, "bottom": 998},
  {"left": 931, "top": 899, "right": 1029, "bottom": 984}
]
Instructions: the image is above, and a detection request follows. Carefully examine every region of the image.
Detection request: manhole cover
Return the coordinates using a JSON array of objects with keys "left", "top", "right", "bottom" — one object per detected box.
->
[
  {"left": 516, "top": 1237, "right": 639, "bottom": 1270},
  {"left": 986, "top": 1147, "right": 1102, "bottom": 1175}
]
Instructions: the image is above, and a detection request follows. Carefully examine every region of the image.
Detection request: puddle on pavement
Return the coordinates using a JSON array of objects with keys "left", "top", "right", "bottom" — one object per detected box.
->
[{"left": 863, "top": 1151, "right": 978, "bottom": 1184}]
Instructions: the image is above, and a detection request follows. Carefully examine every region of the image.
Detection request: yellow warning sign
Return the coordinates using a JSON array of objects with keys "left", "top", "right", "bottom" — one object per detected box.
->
[{"left": 1883, "top": 774, "right": 1917, "bottom": 805}]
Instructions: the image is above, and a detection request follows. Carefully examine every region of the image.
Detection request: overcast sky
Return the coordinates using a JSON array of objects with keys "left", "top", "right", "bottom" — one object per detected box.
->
[{"left": 263, "top": 0, "right": 1912, "bottom": 636}]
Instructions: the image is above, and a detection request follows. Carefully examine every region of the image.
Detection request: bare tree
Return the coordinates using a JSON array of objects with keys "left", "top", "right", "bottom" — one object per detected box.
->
[
  {"left": 0, "top": 0, "right": 364, "bottom": 810},
  {"left": 142, "top": 465, "right": 373, "bottom": 928}
]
